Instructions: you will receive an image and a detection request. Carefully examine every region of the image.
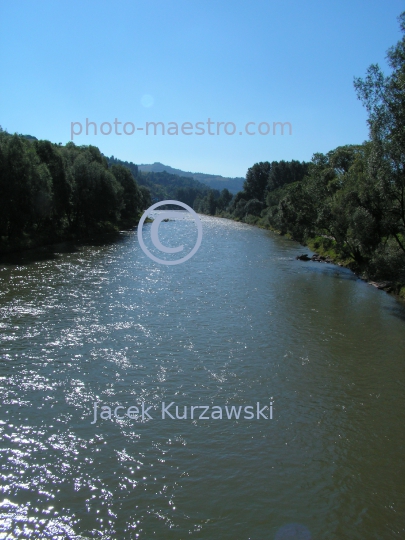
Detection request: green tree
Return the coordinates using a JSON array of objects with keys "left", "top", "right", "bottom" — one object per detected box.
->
[
  {"left": 34, "top": 139, "right": 73, "bottom": 225},
  {"left": 354, "top": 11, "right": 405, "bottom": 255},
  {"left": 110, "top": 164, "right": 142, "bottom": 221},
  {"left": 71, "top": 150, "right": 123, "bottom": 230},
  {"left": 139, "top": 185, "right": 152, "bottom": 209},
  {"left": 216, "top": 188, "right": 233, "bottom": 212},
  {"left": 243, "top": 162, "right": 271, "bottom": 202},
  {"left": 0, "top": 133, "right": 53, "bottom": 237}
]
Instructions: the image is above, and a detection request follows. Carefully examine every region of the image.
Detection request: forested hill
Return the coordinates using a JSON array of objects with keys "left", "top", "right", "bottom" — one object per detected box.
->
[
  {"left": 138, "top": 162, "right": 244, "bottom": 194},
  {"left": 107, "top": 156, "right": 211, "bottom": 206}
]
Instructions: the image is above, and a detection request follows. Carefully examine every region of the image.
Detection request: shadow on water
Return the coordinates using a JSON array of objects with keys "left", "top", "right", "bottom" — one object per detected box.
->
[
  {"left": 298, "top": 260, "right": 405, "bottom": 313},
  {"left": 297, "top": 261, "right": 405, "bottom": 314},
  {"left": 0, "top": 231, "right": 130, "bottom": 266},
  {"left": 297, "top": 260, "right": 358, "bottom": 281},
  {"left": 384, "top": 303, "right": 405, "bottom": 322}
]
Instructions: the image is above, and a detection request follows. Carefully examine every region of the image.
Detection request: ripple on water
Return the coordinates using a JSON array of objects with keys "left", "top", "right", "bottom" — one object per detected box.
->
[{"left": 0, "top": 217, "right": 404, "bottom": 538}]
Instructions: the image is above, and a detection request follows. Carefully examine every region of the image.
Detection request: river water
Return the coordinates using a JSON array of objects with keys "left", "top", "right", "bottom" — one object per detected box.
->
[{"left": 0, "top": 215, "right": 404, "bottom": 539}]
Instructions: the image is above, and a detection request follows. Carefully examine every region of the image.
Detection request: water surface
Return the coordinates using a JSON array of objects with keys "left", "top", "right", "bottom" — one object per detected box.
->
[{"left": 0, "top": 215, "right": 404, "bottom": 539}]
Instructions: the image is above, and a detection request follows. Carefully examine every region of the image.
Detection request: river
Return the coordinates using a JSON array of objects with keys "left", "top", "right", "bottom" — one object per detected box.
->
[{"left": 0, "top": 215, "right": 404, "bottom": 539}]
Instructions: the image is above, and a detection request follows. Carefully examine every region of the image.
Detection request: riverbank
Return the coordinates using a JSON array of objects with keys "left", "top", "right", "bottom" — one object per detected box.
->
[
  {"left": 0, "top": 213, "right": 156, "bottom": 257},
  {"left": 0, "top": 230, "right": 122, "bottom": 265},
  {"left": 0, "top": 221, "right": 120, "bottom": 256},
  {"left": 302, "top": 235, "right": 405, "bottom": 300},
  {"left": 216, "top": 212, "right": 405, "bottom": 302}
]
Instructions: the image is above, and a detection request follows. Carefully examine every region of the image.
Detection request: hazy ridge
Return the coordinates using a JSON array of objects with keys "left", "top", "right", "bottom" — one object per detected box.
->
[{"left": 138, "top": 162, "right": 244, "bottom": 194}]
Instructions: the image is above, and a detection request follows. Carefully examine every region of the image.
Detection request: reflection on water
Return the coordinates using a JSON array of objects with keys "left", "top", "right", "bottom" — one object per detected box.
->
[{"left": 0, "top": 216, "right": 404, "bottom": 539}]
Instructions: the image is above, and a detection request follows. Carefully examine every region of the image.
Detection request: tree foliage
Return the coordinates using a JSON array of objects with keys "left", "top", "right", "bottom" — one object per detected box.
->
[
  {"left": 0, "top": 134, "right": 148, "bottom": 251},
  {"left": 354, "top": 11, "right": 405, "bottom": 256},
  {"left": 219, "top": 12, "right": 405, "bottom": 282}
]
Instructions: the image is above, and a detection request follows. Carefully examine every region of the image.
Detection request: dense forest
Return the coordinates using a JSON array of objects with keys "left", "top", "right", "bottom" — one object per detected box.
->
[
  {"left": 0, "top": 136, "right": 151, "bottom": 252},
  {"left": 0, "top": 135, "right": 215, "bottom": 254}
]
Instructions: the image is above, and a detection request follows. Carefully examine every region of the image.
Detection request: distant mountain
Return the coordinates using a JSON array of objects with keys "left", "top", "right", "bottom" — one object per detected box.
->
[
  {"left": 107, "top": 156, "right": 210, "bottom": 207},
  {"left": 138, "top": 162, "right": 244, "bottom": 194}
]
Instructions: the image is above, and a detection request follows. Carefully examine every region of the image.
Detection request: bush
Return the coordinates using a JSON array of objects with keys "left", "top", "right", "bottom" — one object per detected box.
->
[{"left": 367, "top": 239, "right": 405, "bottom": 280}]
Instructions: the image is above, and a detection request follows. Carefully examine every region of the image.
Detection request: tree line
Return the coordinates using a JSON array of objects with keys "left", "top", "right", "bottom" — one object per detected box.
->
[
  {"left": 202, "top": 12, "right": 405, "bottom": 290},
  {"left": 0, "top": 135, "right": 216, "bottom": 254},
  {"left": 0, "top": 135, "right": 151, "bottom": 252}
]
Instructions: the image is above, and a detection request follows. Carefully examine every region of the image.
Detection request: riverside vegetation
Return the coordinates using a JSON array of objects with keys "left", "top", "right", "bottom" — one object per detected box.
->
[
  {"left": 0, "top": 131, "right": 229, "bottom": 254},
  {"left": 195, "top": 12, "right": 405, "bottom": 299},
  {"left": 1, "top": 12, "right": 404, "bottom": 299},
  {"left": 0, "top": 137, "right": 152, "bottom": 253},
  {"left": 0, "top": 132, "right": 218, "bottom": 254}
]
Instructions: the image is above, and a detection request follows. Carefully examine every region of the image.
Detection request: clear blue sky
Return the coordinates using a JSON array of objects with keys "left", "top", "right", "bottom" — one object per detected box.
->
[{"left": 0, "top": 0, "right": 403, "bottom": 178}]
